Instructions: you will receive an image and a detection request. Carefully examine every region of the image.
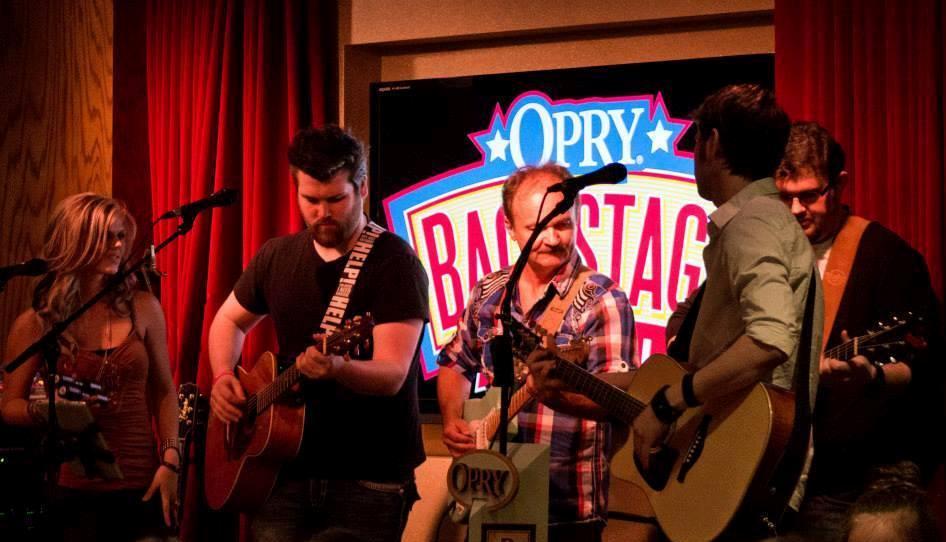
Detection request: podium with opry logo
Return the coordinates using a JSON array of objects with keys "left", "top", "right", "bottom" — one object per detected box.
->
[{"left": 447, "top": 445, "right": 549, "bottom": 542}]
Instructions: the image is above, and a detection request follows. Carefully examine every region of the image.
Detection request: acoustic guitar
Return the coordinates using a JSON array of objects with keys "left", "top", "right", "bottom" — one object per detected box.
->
[{"left": 204, "top": 315, "right": 373, "bottom": 512}]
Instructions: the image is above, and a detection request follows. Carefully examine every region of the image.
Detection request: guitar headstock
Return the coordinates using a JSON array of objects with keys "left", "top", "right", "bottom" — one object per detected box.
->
[
  {"left": 177, "top": 382, "right": 203, "bottom": 441},
  {"left": 324, "top": 314, "right": 375, "bottom": 357},
  {"left": 506, "top": 319, "right": 591, "bottom": 366},
  {"left": 855, "top": 312, "right": 928, "bottom": 365}
]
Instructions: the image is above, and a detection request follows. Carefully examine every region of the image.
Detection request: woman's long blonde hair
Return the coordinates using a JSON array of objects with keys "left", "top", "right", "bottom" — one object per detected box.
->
[{"left": 33, "top": 193, "right": 138, "bottom": 330}]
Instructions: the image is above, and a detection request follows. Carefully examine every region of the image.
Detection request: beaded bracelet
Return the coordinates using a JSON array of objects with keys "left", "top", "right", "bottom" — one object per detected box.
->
[{"left": 160, "top": 438, "right": 181, "bottom": 461}]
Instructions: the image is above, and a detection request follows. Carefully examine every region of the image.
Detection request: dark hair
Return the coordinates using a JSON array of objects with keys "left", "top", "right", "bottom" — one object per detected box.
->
[
  {"left": 501, "top": 163, "right": 572, "bottom": 224},
  {"left": 691, "top": 84, "right": 790, "bottom": 180},
  {"left": 776, "top": 121, "right": 846, "bottom": 187},
  {"left": 842, "top": 462, "right": 940, "bottom": 542},
  {"left": 288, "top": 124, "right": 367, "bottom": 187}
]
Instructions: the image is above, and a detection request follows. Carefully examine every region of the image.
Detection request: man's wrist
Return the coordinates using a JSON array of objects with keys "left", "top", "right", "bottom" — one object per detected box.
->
[
  {"left": 332, "top": 355, "right": 349, "bottom": 381},
  {"left": 866, "top": 364, "right": 886, "bottom": 395},
  {"left": 212, "top": 371, "right": 234, "bottom": 386},
  {"left": 650, "top": 385, "right": 684, "bottom": 425},
  {"left": 665, "top": 383, "right": 688, "bottom": 411}
]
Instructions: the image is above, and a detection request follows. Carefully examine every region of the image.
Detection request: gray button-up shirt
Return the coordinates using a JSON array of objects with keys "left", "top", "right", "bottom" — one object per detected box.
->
[{"left": 689, "top": 177, "right": 823, "bottom": 409}]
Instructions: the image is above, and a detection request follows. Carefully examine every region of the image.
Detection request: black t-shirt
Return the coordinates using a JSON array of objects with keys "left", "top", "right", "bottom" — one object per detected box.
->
[{"left": 233, "top": 227, "right": 429, "bottom": 481}]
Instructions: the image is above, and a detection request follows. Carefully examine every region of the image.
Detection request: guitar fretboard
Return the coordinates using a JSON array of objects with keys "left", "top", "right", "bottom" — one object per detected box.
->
[
  {"left": 823, "top": 323, "right": 911, "bottom": 363},
  {"left": 551, "top": 360, "right": 647, "bottom": 425},
  {"left": 482, "top": 386, "right": 535, "bottom": 443},
  {"left": 245, "top": 330, "right": 361, "bottom": 417}
]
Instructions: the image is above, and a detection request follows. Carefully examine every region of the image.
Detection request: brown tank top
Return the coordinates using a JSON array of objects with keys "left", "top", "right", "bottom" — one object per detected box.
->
[{"left": 56, "top": 314, "right": 158, "bottom": 491}]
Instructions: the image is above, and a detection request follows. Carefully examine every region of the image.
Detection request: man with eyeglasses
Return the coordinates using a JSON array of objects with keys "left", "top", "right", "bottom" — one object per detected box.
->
[{"left": 774, "top": 121, "right": 943, "bottom": 540}]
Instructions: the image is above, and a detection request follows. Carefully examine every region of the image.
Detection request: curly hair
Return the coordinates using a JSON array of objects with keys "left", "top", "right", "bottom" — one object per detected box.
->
[
  {"left": 501, "top": 163, "right": 573, "bottom": 225},
  {"left": 776, "top": 121, "right": 846, "bottom": 187},
  {"left": 32, "top": 193, "right": 138, "bottom": 337},
  {"left": 288, "top": 124, "right": 367, "bottom": 187},
  {"left": 691, "top": 84, "right": 790, "bottom": 181}
]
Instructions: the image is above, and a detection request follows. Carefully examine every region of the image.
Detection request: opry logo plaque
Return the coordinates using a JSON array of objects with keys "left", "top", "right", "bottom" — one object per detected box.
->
[{"left": 384, "top": 91, "right": 713, "bottom": 381}]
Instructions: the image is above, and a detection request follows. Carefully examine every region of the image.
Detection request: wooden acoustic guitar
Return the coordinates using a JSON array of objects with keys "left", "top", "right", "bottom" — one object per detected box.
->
[
  {"left": 204, "top": 315, "right": 373, "bottom": 512},
  {"left": 521, "top": 313, "right": 924, "bottom": 542}
]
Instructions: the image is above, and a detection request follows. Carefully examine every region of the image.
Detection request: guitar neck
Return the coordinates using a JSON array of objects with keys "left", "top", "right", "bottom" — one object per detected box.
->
[
  {"left": 823, "top": 329, "right": 889, "bottom": 362},
  {"left": 248, "top": 365, "right": 305, "bottom": 418},
  {"left": 482, "top": 385, "right": 535, "bottom": 443},
  {"left": 552, "top": 360, "right": 646, "bottom": 425}
]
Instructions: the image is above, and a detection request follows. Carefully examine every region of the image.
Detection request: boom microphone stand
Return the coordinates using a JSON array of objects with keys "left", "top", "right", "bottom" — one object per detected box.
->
[{"left": 492, "top": 188, "right": 581, "bottom": 456}]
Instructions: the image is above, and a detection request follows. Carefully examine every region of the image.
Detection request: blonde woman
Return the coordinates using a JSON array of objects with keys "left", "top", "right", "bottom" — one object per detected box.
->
[{"left": 1, "top": 193, "right": 179, "bottom": 541}]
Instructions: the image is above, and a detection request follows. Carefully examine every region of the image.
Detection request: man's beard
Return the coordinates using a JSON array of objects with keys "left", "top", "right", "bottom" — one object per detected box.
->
[{"left": 312, "top": 219, "right": 351, "bottom": 248}]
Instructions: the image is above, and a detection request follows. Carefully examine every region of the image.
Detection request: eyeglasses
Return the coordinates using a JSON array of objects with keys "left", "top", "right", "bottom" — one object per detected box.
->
[{"left": 778, "top": 185, "right": 832, "bottom": 206}]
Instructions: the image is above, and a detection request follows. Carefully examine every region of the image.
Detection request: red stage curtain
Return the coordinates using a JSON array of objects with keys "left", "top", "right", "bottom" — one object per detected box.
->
[
  {"left": 776, "top": 2, "right": 946, "bottom": 534},
  {"left": 775, "top": 0, "right": 945, "bottom": 299},
  {"left": 146, "top": 0, "right": 324, "bottom": 386},
  {"left": 146, "top": 1, "right": 325, "bottom": 539}
]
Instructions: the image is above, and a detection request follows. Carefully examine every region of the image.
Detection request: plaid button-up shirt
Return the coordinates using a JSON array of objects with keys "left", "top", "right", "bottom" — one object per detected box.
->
[{"left": 438, "top": 252, "right": 635, "bottom": 524}]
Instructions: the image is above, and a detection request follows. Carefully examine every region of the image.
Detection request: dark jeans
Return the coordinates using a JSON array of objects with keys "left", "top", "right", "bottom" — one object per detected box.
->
[
  {"left": 57, "top": 487, "right": 171, "bottom": 542},
  {"left": 549, "top": 520, "right": 604, "bottom": 542},
  {"left": 251, "top": 477, "right": 420, "bottom": 542}
]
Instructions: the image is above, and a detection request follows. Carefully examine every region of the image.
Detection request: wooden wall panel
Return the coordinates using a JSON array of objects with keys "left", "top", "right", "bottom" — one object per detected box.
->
[{"left": 0, "top": 0, "right": 113, "bottom": 361}]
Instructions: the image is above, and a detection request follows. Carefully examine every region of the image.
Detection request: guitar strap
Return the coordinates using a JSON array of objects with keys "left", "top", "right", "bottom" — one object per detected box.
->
[
  {"left": 765, "top": 268, "right": 819, "bottom": 528},
  {"left": 821, "top": 215, "right": 870, "bottom": 346},
  {"left": 666, "top": 283, "right": 705, "bottom": 363},
  {"left": 535, "top": 265, "right": 594, "bottom": 336},
  {"left": 318, "top": 220, "right": 385, "bottom": 335}
]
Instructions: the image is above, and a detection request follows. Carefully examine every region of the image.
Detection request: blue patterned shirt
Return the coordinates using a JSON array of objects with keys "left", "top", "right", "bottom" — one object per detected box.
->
[{"left": 438, "top": 252, "right": 635, "bottom": 524}]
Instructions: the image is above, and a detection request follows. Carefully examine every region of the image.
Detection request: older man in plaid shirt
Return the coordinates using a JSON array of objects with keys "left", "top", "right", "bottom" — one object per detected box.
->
[{"left": 437, "top": 163, "right": 636, "bottom": 542}]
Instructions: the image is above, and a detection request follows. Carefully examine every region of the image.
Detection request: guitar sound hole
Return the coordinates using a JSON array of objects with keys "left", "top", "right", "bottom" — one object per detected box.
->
[{"left": 634, "top": 446, "right": 678, "bottom": 491}]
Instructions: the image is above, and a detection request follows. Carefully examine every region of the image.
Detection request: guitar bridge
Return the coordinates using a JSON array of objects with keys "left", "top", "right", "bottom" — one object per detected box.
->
[{"left": 678, "top": 415, "right": 711, "bottom": 483}]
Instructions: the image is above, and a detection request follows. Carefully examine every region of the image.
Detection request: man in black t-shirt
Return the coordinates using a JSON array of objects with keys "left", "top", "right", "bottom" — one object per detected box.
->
[{"left": 208, "top": 125, "right": 429, "bottom": 542}]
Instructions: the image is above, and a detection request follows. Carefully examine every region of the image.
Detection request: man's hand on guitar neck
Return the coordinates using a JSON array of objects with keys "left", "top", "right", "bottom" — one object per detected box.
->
[
  {"left": 524, "top": 347, "right": 565, "bottom": 403},
  {"left": 295, "top": 333, "right": 347, "bottom": 381},
  {"left": 442, "top": 417, "right": 476, "bottom": 457}
]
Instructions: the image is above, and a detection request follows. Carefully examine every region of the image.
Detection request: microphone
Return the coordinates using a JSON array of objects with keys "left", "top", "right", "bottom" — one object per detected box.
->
[
  {"left": 546, "top": 163, "right": 628, "bottom": 194},
  {"left": 158, "top": 188, "right": 238, "bottom": 220},
  {"left": 0, "top": 258, "right": 48, "bottom": 280}
]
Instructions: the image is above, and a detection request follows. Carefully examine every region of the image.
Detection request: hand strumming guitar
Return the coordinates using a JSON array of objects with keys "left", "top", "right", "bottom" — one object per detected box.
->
[{"left": 210, "top": 374, "right": 246, "bottom": 424}]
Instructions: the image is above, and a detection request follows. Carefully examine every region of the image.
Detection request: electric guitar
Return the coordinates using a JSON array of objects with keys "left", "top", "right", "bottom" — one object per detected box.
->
[
  {"left": 204, "top": 315, "right": 373, "bottom": 512},
  {"left": 463, "top": 330, "right": 590, "bottom": 450}
]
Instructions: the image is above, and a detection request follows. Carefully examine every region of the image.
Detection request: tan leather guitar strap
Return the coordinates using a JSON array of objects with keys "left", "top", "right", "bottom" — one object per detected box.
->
[
  {"left": 318, "top": 220, "right": 385, "bottom": 335},
  {"left": 821, "top": 216, "right": 870, "bottom": 346},
  {"left": 536, "top": 265, "right": 594, "bottom": 335}
]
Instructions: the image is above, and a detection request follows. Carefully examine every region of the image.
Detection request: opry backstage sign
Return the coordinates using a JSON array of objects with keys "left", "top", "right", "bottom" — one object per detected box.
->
[{"left": 383, "top": 91, "right": 714, "bottom": 380}]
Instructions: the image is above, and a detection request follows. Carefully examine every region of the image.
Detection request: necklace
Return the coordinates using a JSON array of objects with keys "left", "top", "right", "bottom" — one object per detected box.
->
[{"left": 95, "top": 306, "right": 112, "bottom": 383}]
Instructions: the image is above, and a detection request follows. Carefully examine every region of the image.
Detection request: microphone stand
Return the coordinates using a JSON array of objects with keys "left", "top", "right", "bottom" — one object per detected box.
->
[
  {"left": 493, "top": 186, "right": 580, "bottom": 456},
  {"left": 4, "top": 208, "right": 205, "bottom": 493}
]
